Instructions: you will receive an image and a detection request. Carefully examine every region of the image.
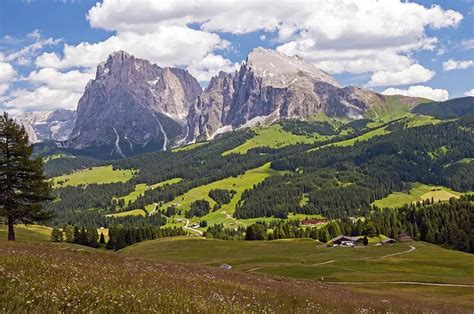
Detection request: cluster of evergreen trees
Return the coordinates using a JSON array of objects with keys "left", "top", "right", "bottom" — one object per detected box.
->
[
  {"left": 106, "top": 226, "right": 185, "bottom": 250},
  {"left": 208, "top": 189, "right": 235, "bottom": 208},
  {"left": 370, "top": 195, "right": 474, "bottom": 253},
  {"left": 205, "top": 223, "right": 246, "bottom": 240},
  {"left": 204, "top": 219, "right": 371, "bottom": 242},
  {"left": 186, "top": 200, "right": 211, "bottom": 218},
  {"left": 50, "top": 225, "right": 102, "bottom": 248}
]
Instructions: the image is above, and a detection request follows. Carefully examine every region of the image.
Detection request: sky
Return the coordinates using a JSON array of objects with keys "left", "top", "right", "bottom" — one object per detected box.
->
[{"left": 0, "top": 0, "right": 473, "bottom": 114}]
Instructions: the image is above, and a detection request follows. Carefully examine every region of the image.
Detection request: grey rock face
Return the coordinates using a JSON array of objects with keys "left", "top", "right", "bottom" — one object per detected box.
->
[
  {"left": 186, "top": 47, "right": 386, "bottom": 141},
  {"left": 15, "top": 109, "right": 76, "bottom": 143},
  {"left": 67, "top": 51, "right": 202, "bottom": 157}
]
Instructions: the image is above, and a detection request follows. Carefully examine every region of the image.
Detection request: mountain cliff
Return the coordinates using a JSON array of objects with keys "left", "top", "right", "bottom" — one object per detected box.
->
[
  {"left": 66, "top": 51, "right": 202, "bottom": 157},
  {"left": 15, "top": 109, "right": 76, "bottom": 143}
]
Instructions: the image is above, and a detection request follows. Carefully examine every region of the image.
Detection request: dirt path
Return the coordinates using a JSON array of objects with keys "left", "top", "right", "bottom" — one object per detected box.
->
[
  {"left": 329, "top": 281, "right": 474, "bottom": 288},
  {"left": 222, "top": 211, "right": 242, "bottom": 226},
  {"left": 183, "top": 218, "right": 203, "bottom": 236},
  {"left": 380, "top": 245, "right": 416, "bottom": 258},
  {"left": 148, "top": 204, "right": 158, "bottom": 216},
  {"left": 311, "top": 260, "right": 337, "bottom": 266}
]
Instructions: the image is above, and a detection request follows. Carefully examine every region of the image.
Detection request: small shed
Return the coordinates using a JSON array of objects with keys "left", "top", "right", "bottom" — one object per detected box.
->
[
  {"left": 398, "top": 232, "right": 412, "bottom": 242},
  {"left": 382, "top": 238, "right": 397, "bottom": 245},
  {"left": 219, "top": 264, "right": 232, "bottom": 270}
]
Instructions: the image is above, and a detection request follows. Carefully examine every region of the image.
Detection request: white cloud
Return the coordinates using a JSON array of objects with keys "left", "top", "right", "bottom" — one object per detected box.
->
[
  {"left": 187, "top": 54, "right": 239, "bottom": 82},
  {"left": 26, "top": 68, "right": 93, "bottom": 93},
  {"left": 464, "top": 89, "right": 474, "bottom": 97},
  {"left": 87, "top": 0, "right": 462, "bottom": 36},
  {"left": 86, "top": 0, "right": 461, "bottom": 75},
  {"left": 4, "top": 30, "right": 61, "bottom": 66},
  {"left": 442, "top": 59, "right": 474, "bottom": 71},
  {"left": 0, "top": 62, "right": 16, "bottom": 83},
  {"left": 35, "top": 26, "right": 231, "bottom": 82},
  {"left": 368, "top": 64, "right": 435, "bottom": 87},
  {"left": 3, "top": 86, "right": 82, "bottom": 112},
  {"left": 382, "top": 85, "right": 449, "bottom": 101},
  {"left": 0, "top": 62, "right": 16, "bottom": 95}
]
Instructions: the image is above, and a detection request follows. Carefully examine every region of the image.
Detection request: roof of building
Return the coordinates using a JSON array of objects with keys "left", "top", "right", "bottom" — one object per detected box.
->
[{"left": 330, "top": 235, "right": 359, "bottom": 243}]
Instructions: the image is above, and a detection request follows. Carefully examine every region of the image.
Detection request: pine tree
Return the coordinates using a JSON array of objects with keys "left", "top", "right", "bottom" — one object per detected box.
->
[
  {"left": 51, "top": 228, "right": 64, "bottom": 242},
  {"left": 64, "top": 224, "right": 74, "bottom": 243},
  {"left": 0, "top": 113, "right": 53, "bottom": 241},
  {"left": 73, "top": 226, "right": 81, "bottom": 243}
]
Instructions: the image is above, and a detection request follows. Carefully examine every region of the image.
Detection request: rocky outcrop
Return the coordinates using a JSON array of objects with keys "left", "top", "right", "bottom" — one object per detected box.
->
[
  {"left": 67, "top": 51, "right": 202, "bottom": 157},
  {"left": 15, "top": 109, "right": 76, "bottom": 143}
]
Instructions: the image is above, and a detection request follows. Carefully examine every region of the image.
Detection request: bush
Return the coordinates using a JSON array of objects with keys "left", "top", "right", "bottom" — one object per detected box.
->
[{"left": 51, "top": 228, "right": 64, "bottom": 242}]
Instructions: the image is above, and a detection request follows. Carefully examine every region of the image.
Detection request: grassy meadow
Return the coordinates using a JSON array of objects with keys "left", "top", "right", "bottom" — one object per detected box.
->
[
  {"left": 1, "top": 240, "right": 454, "bottom": 313},
  {"left": 372, "top": 182, "right": 462, "bottom": 208},
  {"left": 52, "top": 165, "right": 135, "bottom": 187},
  {"left": 120, "top": 237, "right": 474, "bottom": 309},
  {"left": 223, "top": 124, "right": 328, "bottom": 155}
]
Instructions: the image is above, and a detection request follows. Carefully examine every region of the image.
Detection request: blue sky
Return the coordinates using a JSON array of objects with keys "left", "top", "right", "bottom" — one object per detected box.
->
[{"left": 0, "top": 0, "right": 473, "bottom": 113}]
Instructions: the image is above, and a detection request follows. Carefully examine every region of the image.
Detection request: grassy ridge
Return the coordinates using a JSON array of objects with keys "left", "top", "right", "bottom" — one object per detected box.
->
[
  {"left": 52, "top": 165, "right": 135, "bottom": 187},
  {"left": 1, "top": 240, "right": 450, "bottom": 313},
  {"left": 372, "top": 182, "right": 462, "bottom": 208}
]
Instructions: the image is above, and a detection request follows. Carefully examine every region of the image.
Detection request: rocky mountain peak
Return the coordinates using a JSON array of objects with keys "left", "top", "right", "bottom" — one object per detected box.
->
[
  {"left": 245, "top": 47, "right": 341, "bottom": 88},
  {"left": 67, "top": 51, "right": 202, "bottom": 157}
]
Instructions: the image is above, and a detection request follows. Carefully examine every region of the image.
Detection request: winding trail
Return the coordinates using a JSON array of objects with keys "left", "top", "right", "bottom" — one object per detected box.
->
[
  {"left": 312, "top": 260, "right": 337, "bottom": 266},
  {"left": 380, "top": 245, "right": 416, "bottom": 258},
  {"left": 148, "top": 204, "right": 158, "bottom": 216},
  {"left": 183, "top": 218, "right": 203, "bottom": 236}
]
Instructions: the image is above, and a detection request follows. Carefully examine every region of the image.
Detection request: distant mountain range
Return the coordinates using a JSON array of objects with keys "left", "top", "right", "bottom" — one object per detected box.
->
[
  {"left": 14, "top": 109, "right": 76, "bottom": 143},
  {"left": 16, "top": 48, "right": 433, "bottom": 158}
]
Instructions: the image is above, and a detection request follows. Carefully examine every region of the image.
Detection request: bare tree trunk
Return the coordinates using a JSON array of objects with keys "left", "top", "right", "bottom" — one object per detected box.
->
[{"left": 7, "top": 216, "right": 15, "bottom": 241}]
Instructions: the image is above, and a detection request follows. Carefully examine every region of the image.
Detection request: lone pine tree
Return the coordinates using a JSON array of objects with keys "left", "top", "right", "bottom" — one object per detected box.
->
[{"left": 0, "top": 112, "right": 53, "bottom": 240}]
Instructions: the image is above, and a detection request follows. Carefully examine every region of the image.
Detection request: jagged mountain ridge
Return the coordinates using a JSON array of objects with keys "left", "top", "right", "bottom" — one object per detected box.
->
[
  {"left": 27, "top": 48, "right": 422, "bottom": 158},
  {"left": 14, "top": 109, "right": 76, "bottom": 143},
  {"left": 186, "top": 48, "right": 387, "bottom": 141}
]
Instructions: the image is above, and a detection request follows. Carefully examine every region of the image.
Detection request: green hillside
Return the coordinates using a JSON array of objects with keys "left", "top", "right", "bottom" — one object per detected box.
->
[
  {"left": 155, "top": 163, "right": 285, "bottom": 226},
  {"left": 412, "top": 96, "right": 474, "bottom": 119},
  {"left": 372, "top": 182, "right": 462, "bottom": 208}
]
